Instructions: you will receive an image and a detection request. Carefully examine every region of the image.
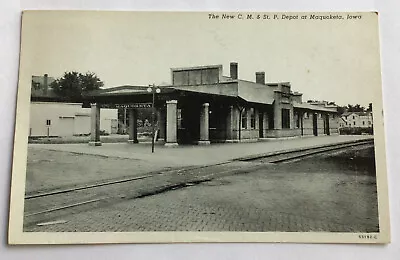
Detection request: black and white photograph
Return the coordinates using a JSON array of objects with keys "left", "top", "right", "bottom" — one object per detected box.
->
[{"left": 8, "top": 11, "right": 390, "bottom": 244}]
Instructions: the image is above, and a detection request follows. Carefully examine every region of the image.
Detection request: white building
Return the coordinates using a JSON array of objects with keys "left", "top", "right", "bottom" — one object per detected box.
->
[
  {"left": 29, "top": 102, "right": 118, "bottom": 137},
  {"left": 339, "top": 112, "right": 373, "bottom": 128}
]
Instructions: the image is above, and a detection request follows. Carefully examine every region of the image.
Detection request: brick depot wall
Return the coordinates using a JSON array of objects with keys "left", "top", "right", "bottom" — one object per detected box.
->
[
  {"left": 265, "top": 129, "right": 301, "bottom": 138},
  {"left": 210, "top": 128, "right": 227, "bottom": 141},
  {"left": 239, "top": 129, "right": 259, "bottom": 139},
  {"left": 228, "top": 107, "right": 262, "bottom": 141},
  {"left": 317, "top": 117, "right": 326, "bottom": 135}
]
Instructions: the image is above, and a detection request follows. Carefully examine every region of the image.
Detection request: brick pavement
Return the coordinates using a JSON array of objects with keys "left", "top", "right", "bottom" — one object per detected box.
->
[
  {"left": 26, "top": 149, "right": 176, "bottom": 194},
  {"left": 25, "top": 147, "right": 379, "bottom": 233}
]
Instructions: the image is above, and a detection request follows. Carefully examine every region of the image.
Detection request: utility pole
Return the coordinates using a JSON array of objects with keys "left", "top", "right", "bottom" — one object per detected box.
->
[{"left": 147, "top": 84, "right": 161, "bottom": 153}]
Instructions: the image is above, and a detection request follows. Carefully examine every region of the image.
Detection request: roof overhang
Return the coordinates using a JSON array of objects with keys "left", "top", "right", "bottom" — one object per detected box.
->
[
  {"left": 237, "top": 80, "right": 274, "bottom": 105},
  {"left": 85, "top": 85, "right": 176, "bottom": 97},
  {"left": 85, "top": 81, "right": 277, "bottom": 106},
  {"left": 172, "top": 82, "right": 238, "bottom": 97}
]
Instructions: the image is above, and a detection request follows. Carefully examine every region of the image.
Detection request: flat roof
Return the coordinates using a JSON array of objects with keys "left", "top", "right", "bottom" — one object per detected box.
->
[{"left": 170, "top": 64, "right": 222, "bottom": 72}]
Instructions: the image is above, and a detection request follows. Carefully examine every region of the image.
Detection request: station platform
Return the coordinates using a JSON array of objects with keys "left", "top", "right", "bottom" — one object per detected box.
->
[{"left": 29, "top": 135, "right": 373, "bottom": 168}]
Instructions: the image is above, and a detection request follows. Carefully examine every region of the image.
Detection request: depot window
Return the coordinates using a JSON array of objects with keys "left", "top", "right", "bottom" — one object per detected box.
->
[{"left": 281, "top": 109, "right": 290, "bottom": 129}]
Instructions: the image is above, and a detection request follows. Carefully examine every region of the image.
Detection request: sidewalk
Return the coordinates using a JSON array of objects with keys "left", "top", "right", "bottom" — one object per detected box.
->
[{"left": 30, "top": 135, "right": 373, "bottom": 167}]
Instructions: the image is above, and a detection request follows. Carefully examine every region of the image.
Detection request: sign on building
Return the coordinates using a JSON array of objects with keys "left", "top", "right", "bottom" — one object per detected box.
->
[{"left": 115, "top": 103, "right": 152, "bottom": 109}]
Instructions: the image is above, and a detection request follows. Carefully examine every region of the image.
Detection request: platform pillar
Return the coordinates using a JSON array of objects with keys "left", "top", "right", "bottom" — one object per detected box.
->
[
  {"left": 89, "top": 103, "right": 101, "bottom": 146},
  {"left": 165, "top": 100, "right": 178, "bottom": 146},
  {"left": 128, "top": 108, "right": 138, "bottom": 143},
  {"left": 199, "top": 102, "right": 210, "bottom": 145}
]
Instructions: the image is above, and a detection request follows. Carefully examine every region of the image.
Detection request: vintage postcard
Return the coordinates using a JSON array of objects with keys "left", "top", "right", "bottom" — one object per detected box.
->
[{"left": 8, "top": 11, "right": 390, "bottom": 244}]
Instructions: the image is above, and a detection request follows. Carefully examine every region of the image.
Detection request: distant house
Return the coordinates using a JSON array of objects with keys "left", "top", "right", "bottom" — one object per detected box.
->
[
  {"left": 339, "top": 112, "right": 373, "bottom": 128},
  {"left": 30, "top": 74, "right": 118, "bottom": 137}
]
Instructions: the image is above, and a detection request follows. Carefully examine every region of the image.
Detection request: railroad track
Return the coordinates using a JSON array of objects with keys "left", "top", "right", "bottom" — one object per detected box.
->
[
  {"left": 236, "top": 139, "right": 374, "bottom": 163},
  {"left": 23, "top": 139, "right": 374, "bottom": 227}
]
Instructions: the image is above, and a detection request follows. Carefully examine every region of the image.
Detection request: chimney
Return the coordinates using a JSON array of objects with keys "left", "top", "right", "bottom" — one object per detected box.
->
[
  {"left": 230, "top": 62, "right": 238, "bottom": 80},
  {"left": 292, "top": 92, "right": 303, "bottom": 103},
  {"left": 43, "top": 73, "right": 48, "bottom": 96},
  {"left": 255, "top": 72, "right": 265, "bottom": 84}
]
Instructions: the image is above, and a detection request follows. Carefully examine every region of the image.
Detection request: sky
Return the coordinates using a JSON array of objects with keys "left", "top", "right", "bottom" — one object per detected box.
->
[{"left": 20, "top": 11, "right": 382, "bottom": 107}]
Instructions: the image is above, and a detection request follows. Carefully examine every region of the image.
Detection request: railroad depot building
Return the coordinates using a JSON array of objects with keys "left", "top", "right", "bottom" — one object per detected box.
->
[{"left": 84, "top": 62, "right": 339, "bottom": 146}]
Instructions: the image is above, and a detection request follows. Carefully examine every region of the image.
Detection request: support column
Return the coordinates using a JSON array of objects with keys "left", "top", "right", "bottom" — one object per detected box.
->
[
  {"left": 300, "top": 111, "right": 304, "bottom": 136},
  {"left": 226, "top": 105, "right": 240, "bottom": 142},
  {"left": 290, "top": 106, "right": 295, "bottom": 129},
  {"left": 165, "top": 100, "right": 178, "bottom": 146},
  {"left": 198, "top": 102, "right": 210, "bottom": 145},
  {"left": 226, "top": 105, "right": 234, "bottom": 141},
  {"left": 273, "top": 92, "right": 282, "bottom": 130},
  {"left": 226, "top": 106, "right": 241, "bottom": 143},
  {"left": 89, "top": 103, "right": 101, "bottom": 146},
  {"left": 273, "top": 104, "right": 282, "bottom": 130},
  {"left": 128, "top": 109, "right": 138, "bottom": 143}
]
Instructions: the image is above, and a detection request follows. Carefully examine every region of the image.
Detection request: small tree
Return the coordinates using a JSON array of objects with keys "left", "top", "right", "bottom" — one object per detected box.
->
[
  {"left": 79, "top": 72, "right": 104, "bottom": 93},
  {"left": 51, "top": 71, "right": 104, "bottom": 99},
  {"left": 337, "top": 106, "right": 346, "bottom": 114},
  {"left": 346, "top": 104, "right": 365, "bottom": 112}
]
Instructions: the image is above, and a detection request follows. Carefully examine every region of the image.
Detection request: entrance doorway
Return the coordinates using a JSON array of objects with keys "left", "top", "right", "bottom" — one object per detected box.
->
[{"left": 178, "top": 105, "right": 200, "bottom": 144}]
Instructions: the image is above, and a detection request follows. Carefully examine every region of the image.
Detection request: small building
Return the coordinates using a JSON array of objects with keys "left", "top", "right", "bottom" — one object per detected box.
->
[
  {"left": 339, "top": 112, "right": 373, "bottom": 128},
  {"left": 84, "top": 62, "right": 339, "bottom": 146},
  {"left": 30, "top": 74, "right": 118, "bottom": 137}
]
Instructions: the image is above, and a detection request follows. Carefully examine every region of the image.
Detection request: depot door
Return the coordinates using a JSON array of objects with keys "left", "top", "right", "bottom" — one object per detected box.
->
[{"left": 179, "top": 105, "right": 200, "bottom": 144}]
